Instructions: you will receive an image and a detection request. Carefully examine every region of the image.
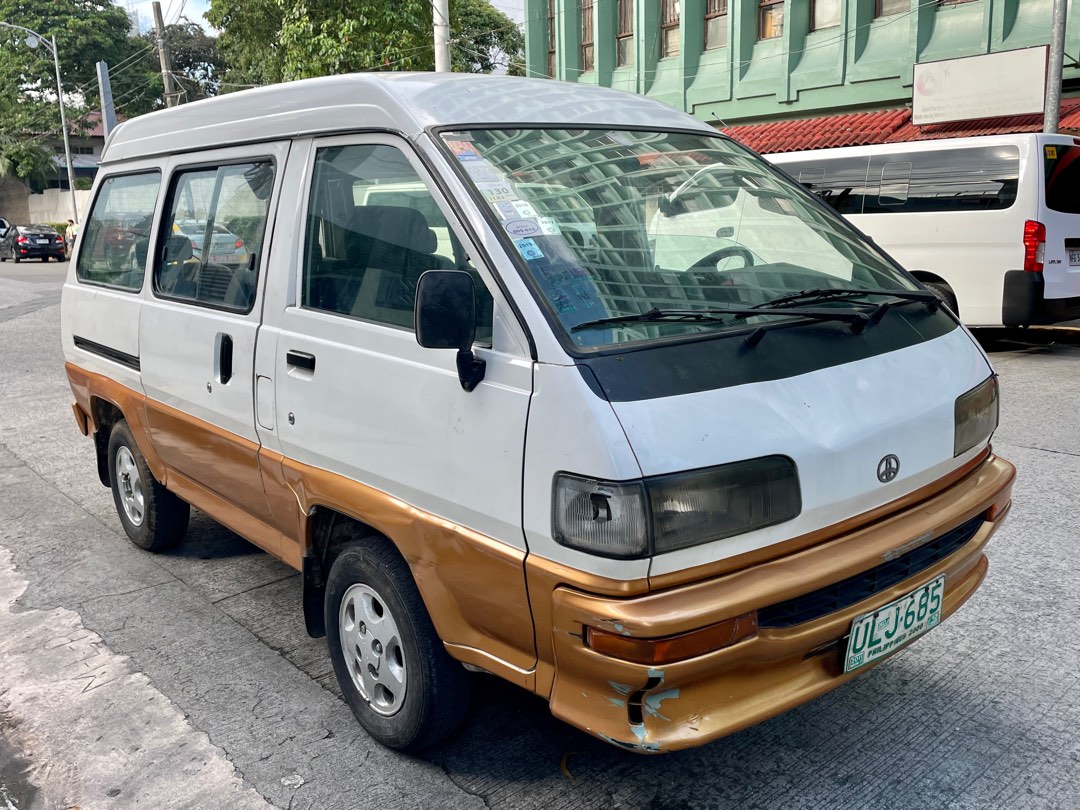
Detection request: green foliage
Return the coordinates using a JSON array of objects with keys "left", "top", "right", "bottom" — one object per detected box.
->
[
  {"left": 208, "top": 0, "right": 524, "bottom": 89},
  {"left": 0, "top": 0, "right": 135, "bottom": 132},
  {"left": 109, "top": 18, "right": 227, "bottom": 116},
  {"left": 0, "top": 134, "right": 58, "bottom": 187}
]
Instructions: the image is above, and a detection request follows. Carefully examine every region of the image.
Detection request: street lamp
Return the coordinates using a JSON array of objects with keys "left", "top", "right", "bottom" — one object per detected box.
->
[{"left": 0, "top": 21, "right": 79, "bottom": 223}]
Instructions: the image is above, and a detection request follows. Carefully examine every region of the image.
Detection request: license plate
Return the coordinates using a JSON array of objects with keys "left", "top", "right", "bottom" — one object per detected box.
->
[
  {"left": 1069, "top": 249, "right": 1080, "bottom": 266},
  {"left": 36, "top": 238, "right": 49, "bottom": 244},
  {"left": 844, "top": 574, "right": 945, "bottom": 673},
  {"left": 208, "top": 253, "right": 236, "bottom": 265}
]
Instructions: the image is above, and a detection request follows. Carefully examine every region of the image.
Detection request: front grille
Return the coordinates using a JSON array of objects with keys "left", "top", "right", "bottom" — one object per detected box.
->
[{"left": 758, "top": 513, "right": 985, "bottom": 628}]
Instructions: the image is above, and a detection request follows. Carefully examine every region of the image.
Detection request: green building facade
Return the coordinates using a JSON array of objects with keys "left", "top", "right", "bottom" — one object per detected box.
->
[{"left": 524, "top": 0, "right": 1080, "bottom": 128}]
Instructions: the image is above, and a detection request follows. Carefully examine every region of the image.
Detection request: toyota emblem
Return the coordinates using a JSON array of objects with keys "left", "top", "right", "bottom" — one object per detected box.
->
[{"left": 877, "top": 454, "right": 900, "bottom": 483}]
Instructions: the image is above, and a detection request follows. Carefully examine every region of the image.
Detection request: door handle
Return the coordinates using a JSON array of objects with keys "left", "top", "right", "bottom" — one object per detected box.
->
[
  {"left": 217, "top": 333, "right": 233, "bottom": 384},
  {"left": 286, "top": 350, "right": 316, "bottom": 372}
]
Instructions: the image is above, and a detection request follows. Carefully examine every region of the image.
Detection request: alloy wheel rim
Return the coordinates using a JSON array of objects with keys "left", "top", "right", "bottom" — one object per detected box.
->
[
  {"left": 338, "top": 582, "right": 407, "bottom": 716},
  {"left": 114, "top": 446, "right": 145, "bottom": 526}
]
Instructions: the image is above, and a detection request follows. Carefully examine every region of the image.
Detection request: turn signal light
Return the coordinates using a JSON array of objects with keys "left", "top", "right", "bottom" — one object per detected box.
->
[{"left": 585, "top": 612, "right": 758, "bottom": 665}]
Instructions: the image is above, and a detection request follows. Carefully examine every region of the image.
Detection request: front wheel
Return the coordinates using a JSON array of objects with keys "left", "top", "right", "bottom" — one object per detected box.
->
[
  {"left": 107, "top": 420, "right": 189, "bottom": 551},
  {"left": 326, "top": 541, "right": 472, "bottom": 752}
]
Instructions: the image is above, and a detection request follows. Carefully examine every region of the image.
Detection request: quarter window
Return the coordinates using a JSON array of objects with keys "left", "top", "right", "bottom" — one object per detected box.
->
[
  {"left": 154, "top": 161, "right": 274, "bottom": 312},
  {"left": 76, "top": 171, "right": 160, "bottom": 291},
  {"left": 302, "top": 143, "right": 492, "bottom": 342}
]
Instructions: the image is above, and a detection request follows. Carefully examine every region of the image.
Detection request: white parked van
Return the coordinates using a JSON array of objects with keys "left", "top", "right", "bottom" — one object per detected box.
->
[
  {"left": 61, "top": 73, "right": 1014, "bottom": 754},
  {"left": 767, "top": 133, "right": 1080, "bottom": 327}
]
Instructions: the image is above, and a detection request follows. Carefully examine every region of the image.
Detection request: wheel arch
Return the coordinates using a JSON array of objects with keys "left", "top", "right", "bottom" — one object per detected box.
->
[{"left": 302, "top": 506, "right": 407, "bottom": 639}]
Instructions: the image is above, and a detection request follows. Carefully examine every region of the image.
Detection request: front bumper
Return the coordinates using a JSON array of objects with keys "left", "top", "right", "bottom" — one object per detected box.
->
[{"left": 544, "top": 454, "right": 1015, "bottom": 753}]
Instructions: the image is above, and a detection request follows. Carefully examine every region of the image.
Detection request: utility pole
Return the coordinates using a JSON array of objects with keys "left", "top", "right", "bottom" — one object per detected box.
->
[
  {"left": 96, "top": 61, "right": 117, "bottom": 137},
  {"left": 152, "top": 1, "right": 179, "bottom": 107},
  {"left": 433, "top": 0, "right": 451, "bottom": 72},
  {"left": 1045, "top": 0, "right": 1068, "bottom": 133}
]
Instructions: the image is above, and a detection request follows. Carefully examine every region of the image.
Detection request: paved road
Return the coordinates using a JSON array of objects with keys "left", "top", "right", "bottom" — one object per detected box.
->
[{"left": 1, "top": 263, "right": 1078, "bottom": 809}]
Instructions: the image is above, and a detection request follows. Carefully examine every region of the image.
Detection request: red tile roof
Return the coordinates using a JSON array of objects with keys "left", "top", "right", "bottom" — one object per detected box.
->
[{"left": 722, "top": 98, "right": 1080, "bottom": 154}]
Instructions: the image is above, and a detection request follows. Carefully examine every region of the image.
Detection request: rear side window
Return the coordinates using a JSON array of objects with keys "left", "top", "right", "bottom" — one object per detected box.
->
[
  {"left": 76, "top": 172, "right": 161, "bottom": 290},
  {"left": 154, "top": 161, "right": 274, "bottom": 312},
  {"left": 1044, "top": 144, "right": 1080, "bottom": 214},
  {"left": 789, "top": 157, "right": 872, "bottom": 215},
  {"left": 862, "top": 146, "right": 1019, "bottom": 214}
]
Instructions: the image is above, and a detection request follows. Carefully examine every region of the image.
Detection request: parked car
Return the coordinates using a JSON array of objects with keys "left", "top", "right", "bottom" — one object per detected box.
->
[
  {"left": 172, "top": 219, "right": 249, "bottom": 266},
  {"left": 0, "top": 216, "right": 10, "bottom": 235},
  {"left": 0, "top": 224, "right": 65, "bottom": 262}
]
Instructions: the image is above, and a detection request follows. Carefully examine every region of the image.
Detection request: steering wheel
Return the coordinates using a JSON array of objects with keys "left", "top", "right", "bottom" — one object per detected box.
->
[{"left": 690, "top": 246, "right": 755, "bottom": 271}]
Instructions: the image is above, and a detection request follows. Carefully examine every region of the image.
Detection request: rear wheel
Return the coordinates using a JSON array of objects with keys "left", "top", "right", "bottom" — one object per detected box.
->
[
  {"left": 325, "top": 541, "right": 472, "bottom": 752},
  {"left": 107, "top": 420, "right": 189, "bottom": 551},
  {"left": 12, "top": 256, "right": 19, "bottom": 264},
  {"left": 924, "top": 282, "right": 958, "bottom": 316}
]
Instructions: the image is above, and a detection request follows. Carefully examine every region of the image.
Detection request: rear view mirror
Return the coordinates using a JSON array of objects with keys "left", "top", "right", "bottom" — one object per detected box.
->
[{"left": 415, "top": 269, "right": 486, "bottom": 392}]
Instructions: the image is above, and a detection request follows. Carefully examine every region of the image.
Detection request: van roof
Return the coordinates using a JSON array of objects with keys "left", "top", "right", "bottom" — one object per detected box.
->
[{"left": 103, "top": 72, "right": 711, "bottom": 163}]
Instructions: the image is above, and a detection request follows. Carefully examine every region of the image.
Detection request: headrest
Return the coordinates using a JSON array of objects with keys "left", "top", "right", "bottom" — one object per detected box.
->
[{"left": 349, "top": 205, "right": 437, "bottom": 254}]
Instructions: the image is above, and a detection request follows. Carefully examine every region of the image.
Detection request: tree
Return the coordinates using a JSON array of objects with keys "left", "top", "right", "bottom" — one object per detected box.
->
[
  {"left": 0, "top": 133, "right": 57, "bottom": 188},
  {"left": 109, "top": 19, "right": 227, "bottom": 117},
  {"left": 0, "top": 0, "right": 135, "bottom": 127},
  {"left": 207, "top": 0, "right": 523, "bottom": 89}
]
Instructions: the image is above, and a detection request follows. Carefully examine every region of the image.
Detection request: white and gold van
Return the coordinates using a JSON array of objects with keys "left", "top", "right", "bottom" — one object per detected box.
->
[{"left": 61, "top": 73, "right": 1014, "bottom": 754}]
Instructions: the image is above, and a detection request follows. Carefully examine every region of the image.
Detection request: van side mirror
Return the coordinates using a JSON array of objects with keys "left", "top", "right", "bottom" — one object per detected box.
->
[{"left": 415, "top": 269, "right": 486, "bottom": 392}]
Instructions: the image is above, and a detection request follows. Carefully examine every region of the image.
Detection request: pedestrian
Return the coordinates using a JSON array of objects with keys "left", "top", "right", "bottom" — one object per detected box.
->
[{"left": 65, "top": 219, "right": 79, "bottom": 258}]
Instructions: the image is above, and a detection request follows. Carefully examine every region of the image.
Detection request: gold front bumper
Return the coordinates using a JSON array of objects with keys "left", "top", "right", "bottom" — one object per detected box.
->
[{"left": 542, "top": 454, "right": 1015, "bottom": 753}]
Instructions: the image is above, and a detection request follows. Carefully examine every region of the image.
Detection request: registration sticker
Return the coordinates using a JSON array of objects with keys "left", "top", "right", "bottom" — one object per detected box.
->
[
  {"left": 505, "top": 219, "right": 541, "bottom": 238},
  {"left": 512, "top": 200, "right": 539, "bottom": 218},
  {"left": 514, "top": 238, "right": 544, "bottom": 260},
  {"left": 464, "top": 161, "right": 506, "bottom": 183},
  {"left": 446, "top": 140, "right": 480, "bottom": 160},
  {"left": 478, "top": 183, "right": 516, "bottom": 203},
  {"left": 1046, "top": 145, "right": 1058, "bottom": 160},
  {"left": 844, "top": 575, "right": 945, "bottom": 673},
  {"left": 538, "top": 216, "right": 562, "bottom": 235}
]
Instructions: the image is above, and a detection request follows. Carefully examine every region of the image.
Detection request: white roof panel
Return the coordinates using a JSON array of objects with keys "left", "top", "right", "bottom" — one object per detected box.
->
[{"left": 103, "top": 73, "right": 711, "bottom": 163}]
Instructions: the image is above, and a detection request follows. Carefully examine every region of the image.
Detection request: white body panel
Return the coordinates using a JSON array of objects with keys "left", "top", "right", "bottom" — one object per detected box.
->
[
  {"left": 610, "top": 328, "right": 993, "bottom": 577},
  {"left": 768, "top": 133, "right": 1080, "bottom": 327}
]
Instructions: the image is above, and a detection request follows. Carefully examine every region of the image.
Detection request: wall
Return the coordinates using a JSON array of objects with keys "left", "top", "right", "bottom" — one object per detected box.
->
[
  {"left": 27, "top": 189, "right": 92, "bottom": 225},
  {"left": 527, "top": 0, "right": 1080, "bottom": 126}
]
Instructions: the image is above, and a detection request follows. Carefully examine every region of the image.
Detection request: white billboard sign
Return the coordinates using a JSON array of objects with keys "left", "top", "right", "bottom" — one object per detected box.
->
[{"left": 913, "top": 46, "right": 1048, "bottom": 126}]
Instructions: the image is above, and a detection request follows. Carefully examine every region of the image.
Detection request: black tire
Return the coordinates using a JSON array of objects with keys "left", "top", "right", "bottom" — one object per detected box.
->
[
  {"left": 41, "top": 256, "right": 48, "bottom": 263},
  {"left": 12, "top": 256, "right": 19, "bottom": 264},
  {"left": 924, "top": 282, "right": 959, "bottom": 316},
  {"left": 325, "top": 541, "right": 472, "bottom": 752},
  {"left": 107, "top": 420, "right": 189, "bottom": 552}
]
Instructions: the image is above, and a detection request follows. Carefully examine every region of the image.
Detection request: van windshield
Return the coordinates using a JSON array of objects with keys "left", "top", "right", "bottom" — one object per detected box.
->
[{"left": 441, "top": 128, "right": 919, "bottom": 349}]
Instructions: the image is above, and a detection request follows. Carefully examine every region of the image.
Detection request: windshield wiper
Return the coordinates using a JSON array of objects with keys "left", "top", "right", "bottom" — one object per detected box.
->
[
  {"left": 570, "top": 306, "right": 869, "bottom": 334},
  {"left": 752, "top": 287, "right": 940, "bottom": 311}
]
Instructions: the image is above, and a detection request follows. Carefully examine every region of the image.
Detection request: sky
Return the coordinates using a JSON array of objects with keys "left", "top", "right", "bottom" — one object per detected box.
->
[{"left": 126, "top": 0, "right": 524, "bottom": 32}]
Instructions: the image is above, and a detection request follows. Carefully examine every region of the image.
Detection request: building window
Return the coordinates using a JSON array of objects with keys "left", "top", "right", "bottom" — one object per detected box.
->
[
  {"left": 661, "top": 0, "right": 680, "bottom": 57},
  {"left": 759, "top": 0, "right": 783, "bottom": 39},
  {"left": 875, "top": 0, "right": 907, "bottom": 15},
  {"left": 547, "top": 0, "right": 556, "bottom": 77},
  {"left": 617, "top": 0, "right": 634, "bottom": 66},
  {"left": 812, "top": 0, "right": 840, "bottom": 29},
  {"left": 581, "top": 0, "right": 594, "bottom": 71},
  {"left": 705, "top": 0, "right": 727, "bottom": 49}
]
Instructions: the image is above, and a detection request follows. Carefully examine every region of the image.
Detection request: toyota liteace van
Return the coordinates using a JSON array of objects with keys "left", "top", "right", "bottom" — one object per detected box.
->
[{"left": 61, "top": 73, "right": 1014, "bottom": 754}]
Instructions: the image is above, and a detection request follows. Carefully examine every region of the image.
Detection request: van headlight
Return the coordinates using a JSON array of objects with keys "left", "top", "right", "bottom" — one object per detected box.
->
[
  {"left": 552, "top": 456, "right": 801, "bottom": 559},
  {"left": 954, "top": 375, "right": 999, "bottom": 457}
]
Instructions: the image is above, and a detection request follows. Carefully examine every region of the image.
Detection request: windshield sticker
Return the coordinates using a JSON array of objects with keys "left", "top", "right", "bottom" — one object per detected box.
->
[
  {"left": 513, "top": 238, "right": 545, "bottom": 260},
  {"left": 493, "top": 201, "right": 519, "bottom": 220},
  {"left": 446, "top": 140, "right": 481, "bottom": 160},
  {"left": 464, "top": 161, "right": 507, "bottom": 184},
  {"left": 538, "top": 216, "right": 562, "bottom": 235},
  {"left": 512, "top": 200, "right": 539, "bottom": 218},
  {"left": 1045, "top": 145, "right": 1058, "bottom": 160},
  {"left": 478, "top": 182, "right": 516, "bottom": 203},
  {"left": 505, "top": 219, "right": 541, "bottom": 238}
]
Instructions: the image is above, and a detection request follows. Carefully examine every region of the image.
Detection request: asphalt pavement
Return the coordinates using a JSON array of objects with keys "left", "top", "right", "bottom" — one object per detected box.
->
[{"left": 1, "top": 261, "right": 1078, "bottom": 809}]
